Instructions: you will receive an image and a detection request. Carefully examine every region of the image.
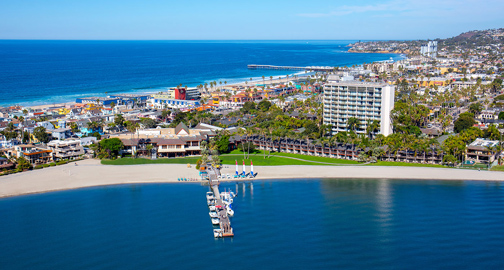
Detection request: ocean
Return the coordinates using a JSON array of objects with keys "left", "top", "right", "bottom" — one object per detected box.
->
[
  {"left": 1, "top": 179, "right": 504, "bottom": 269},
  {"left": 0, "top": 40, "right": 401, "bottom": 106}
]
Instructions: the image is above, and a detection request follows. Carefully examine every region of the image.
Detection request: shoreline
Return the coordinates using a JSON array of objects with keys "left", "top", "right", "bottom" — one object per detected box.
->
[
  {"left": 1, "top": 159, "right": 503, "bottom": 199},
  {"left": 3, "top": 53, "right": 405, "bottom": 109}
]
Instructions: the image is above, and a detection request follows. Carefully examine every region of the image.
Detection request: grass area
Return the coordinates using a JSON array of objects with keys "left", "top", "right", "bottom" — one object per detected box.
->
[
  {"left": 102, "top": 150, "right": 447, "bottom": 168},
  {"left": 228, "top": 149, "right": 359, "bottom": 165},
  {"left": 490, "top": 165, "right": 504, "bottom": 171}
]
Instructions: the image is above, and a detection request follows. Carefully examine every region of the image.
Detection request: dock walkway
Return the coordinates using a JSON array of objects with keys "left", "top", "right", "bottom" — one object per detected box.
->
[{"left": 206, "top": 165, "right": 234, "bottom": 237}]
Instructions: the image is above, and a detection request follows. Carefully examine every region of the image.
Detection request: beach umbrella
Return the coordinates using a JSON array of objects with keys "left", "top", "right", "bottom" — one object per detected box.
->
[
  {"left": 242, "top": 160, "right": 246, "bottom": 176},
  {"left": 235, "top": 160, "right": 239, "bottom": 175},
  {"left": 250, "top": 161, "right": 254, "bottom": 177}
]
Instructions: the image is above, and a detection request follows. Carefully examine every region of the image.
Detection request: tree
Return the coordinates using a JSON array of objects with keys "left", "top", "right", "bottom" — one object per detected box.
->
[
  {"left": 141, "top": 118, "right": 157, "bottom": 128},
  {"left": 215, "top": 135, "right": 230, "bottom": 154},
  {"left": 161, "top": 110, "right": 171, "bottom": 120},
  {"left": 468, "top": 103, "right": 483, "bottom": 115},
  {"left": 242, "top": 101, "right": 256, "bottom": 114},
  {"left": 258, "top": 100, "right": 272, "bottom": 112},
  {"left": 22, "top": 131, "right": 30, "bottom": 143},
  {"left": 347, "top": 117, "right": 360, "bottom": 132},
  {"left": 114, "top": 114, "right": 125, "bottom": 127},
  {"left": 443, "top": 154, "right": 458, "bottom": 165},
  {"left": 498, "top": 111, "right": 504, "bottom": 120},
  {"left": 454, "top": 113, "right": 476, "bottom": 133},
  {"left": 33, "top": 126, "right": 50, "bottom": 143},
  {"left": 99, "top": 138, "right": 124, "bottom": 158},
  {"left": 16, "top": 157, "right": 32, "bottom": 171}
]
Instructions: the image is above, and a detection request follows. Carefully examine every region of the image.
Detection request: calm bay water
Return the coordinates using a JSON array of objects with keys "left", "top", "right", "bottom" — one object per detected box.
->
[
  {"left": 1, "top": 179, "right": 504, "bottom": 269},
  {"left": 0, "top": 40, "right": 401, "bottom": 106}
]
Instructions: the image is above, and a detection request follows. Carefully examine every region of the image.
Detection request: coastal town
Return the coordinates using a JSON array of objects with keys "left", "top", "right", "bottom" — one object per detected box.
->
[{"left": 1, "top": 28, "right": 504, "bottom": 175}]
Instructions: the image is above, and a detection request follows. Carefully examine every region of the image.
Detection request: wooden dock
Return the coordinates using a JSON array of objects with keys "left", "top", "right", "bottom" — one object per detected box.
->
[
  {"left": 248, "top": 64, "right": 336, "bottom": 72},
  {"left": 211, "top": 185, "right": 234, "bottom": 237},
  {"left": 207, "top": 165, "right": 234, "bottom": 238}
]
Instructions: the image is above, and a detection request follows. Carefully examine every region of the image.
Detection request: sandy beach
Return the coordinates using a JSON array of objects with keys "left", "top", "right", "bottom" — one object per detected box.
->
[{"left": 0, "top": 159, "right": 503, "bottom": 198}]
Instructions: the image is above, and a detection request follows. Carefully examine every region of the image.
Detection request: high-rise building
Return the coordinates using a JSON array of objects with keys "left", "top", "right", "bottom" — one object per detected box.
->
[
  {"left": 420, "top": 41, "right": 438, "bottom": 58},
  {"left": 323, "top": 81, "right": 395, "bottom": 136}
]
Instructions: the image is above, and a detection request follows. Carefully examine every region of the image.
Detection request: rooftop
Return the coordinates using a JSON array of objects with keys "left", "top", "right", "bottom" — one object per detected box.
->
[{"left": 324, "top": 81, "right": 389, "bottom": 87}]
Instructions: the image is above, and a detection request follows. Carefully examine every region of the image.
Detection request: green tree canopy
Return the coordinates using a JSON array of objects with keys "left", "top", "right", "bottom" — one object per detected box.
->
[
  {"left": 258, "top": 100, "right": 272, "bottom": 112},
  {"left": 33, "top": 126, "right": 50, "bottom": 143},
  {"left": 114, "top": 114, "right": 125, "bottom": 127},
  {"left": 141, "top": 118, "right": 157, "bottom": 128},
  {"left": 99, "top": 138, "right": 124, "bottom": 158},
  {"left": 468, "top": 103, "right": 483, "bottom": 115},
  {"left": 454, "top": 113, "right": 476, "bottom": 133}
]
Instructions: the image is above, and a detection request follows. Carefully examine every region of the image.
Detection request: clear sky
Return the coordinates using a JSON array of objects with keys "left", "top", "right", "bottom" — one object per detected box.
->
[{"left": 1, "top": 0, "right": 503, "bottom": 40}]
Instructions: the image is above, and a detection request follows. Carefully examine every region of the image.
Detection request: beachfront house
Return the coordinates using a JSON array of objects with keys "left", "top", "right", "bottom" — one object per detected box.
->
[
  {"left": 465, "top": 138, "right": 501, "bottom": 164},
  {"left": 47, "top": 139, "right": 85, "bottom": 161},
  {"left": 11, "top": 144, "right": 53, "bottom": 165}
]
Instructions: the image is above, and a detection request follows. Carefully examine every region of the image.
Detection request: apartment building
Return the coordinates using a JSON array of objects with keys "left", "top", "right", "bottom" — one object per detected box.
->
[
  {"left": 323, "top": 81, "right": 395, "bottom": 136},
  {"left": 466, "top": 138, "right": 500, "bottom": 164},
  {"left": 47, "top": 139, "right": 85, "bottom": 161}
]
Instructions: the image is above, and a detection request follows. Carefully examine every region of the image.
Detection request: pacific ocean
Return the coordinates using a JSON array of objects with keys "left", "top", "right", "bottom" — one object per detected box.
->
[{"left": 0, "top": 40, "right": 401, "bottom": 106}]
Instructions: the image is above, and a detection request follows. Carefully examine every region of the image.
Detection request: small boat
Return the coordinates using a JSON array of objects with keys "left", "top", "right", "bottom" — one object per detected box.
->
[
  {"left": 213, "top": 229, "right": 223, "bottom": 238},
  {"left": 211, "top": 218, "right": 220, "bottom": 225},
  {"left": 207, "top": 199, "right": 215, "bottom": 206},
  {"left": 209, "top": 206, "right": 216, "bottom": 211},
  {"left": 227, "top": 208, "right": 234, "bottom": 217},
  {"left": 206, "top": 191, "right": 214, "bottom": 200},
  {"left": 209, "top": 212, "right": 218, "bottom": 218}
]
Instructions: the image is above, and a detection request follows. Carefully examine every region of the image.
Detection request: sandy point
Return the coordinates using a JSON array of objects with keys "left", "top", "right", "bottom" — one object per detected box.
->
[{"left": 0, "top": 159, "right": 503, "bottom": 198}]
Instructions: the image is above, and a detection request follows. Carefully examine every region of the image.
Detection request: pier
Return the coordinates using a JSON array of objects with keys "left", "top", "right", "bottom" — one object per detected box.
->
[
  {"left": 206, "top": 165, "right": 234, "bottom": 238},
  {"left": 248, "top": 64, "right": 336, "bottom": 72}
]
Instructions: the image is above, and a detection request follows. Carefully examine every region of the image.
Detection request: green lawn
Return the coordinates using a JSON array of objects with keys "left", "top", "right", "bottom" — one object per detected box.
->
[
  {"left": 490, "top": 165, "right": 504, "bottom": 171},
  {"left": 227, "top": 150, "right": 359, "bottom": 165},
  {"left": 101, "top": 150, "right": 446, "bottom": 168}
]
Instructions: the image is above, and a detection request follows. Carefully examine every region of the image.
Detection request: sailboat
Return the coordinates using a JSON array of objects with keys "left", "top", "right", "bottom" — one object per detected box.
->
[
  {"left": 235, "top": 160, "right": 239, "bottom": 177},
  {"left": 242, "top": 160, "right": 246, "bottom": 177},
  {"left": 250, "top": 161, "right": 254, "bottom": 178}
]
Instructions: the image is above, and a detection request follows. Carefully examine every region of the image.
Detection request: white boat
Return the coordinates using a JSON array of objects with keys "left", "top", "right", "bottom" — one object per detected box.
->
[
  {"left": 211, "top": 218, "right": 220, "bottom": 225},
  {"left": 209, "top": 206, "right": 216, "bottom": 211},
  {"left": 213, "top": 229, "right": 223, "bottom": 238},
  {"left": 220, "top": 192, "right": 236, "bottom": 204},
  {"left": 206, "top": 191, "right": 214, "bottom": 200},
  {"left": 209, "top": 212, "right": 218, "bottom": 218},
  {"left": 207, "top": 199, "right": 215, "bottom": 206},
  {"left": 226, "top": 208, "right": 234, "bottom": 217}
]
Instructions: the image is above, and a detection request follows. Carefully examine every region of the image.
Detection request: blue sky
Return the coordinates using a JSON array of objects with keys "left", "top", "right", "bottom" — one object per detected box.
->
[{"left": 1, "top": 0, "right": 503, "bottom": 40}]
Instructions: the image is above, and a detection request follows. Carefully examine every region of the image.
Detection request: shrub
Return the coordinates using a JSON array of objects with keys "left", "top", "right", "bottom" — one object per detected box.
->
[
  {"left": 43, "top": 164, "right": 50, "bottom": 168},
  {"left": 34, "top": 165, "right": 43, "bottom": 170},
  {"left": 49, "top": 163, "right": 56, "bottom": 167}
]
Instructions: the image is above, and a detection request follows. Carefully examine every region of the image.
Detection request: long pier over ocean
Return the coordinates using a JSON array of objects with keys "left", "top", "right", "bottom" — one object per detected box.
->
[{"left": 247, "top": 64, "right": 336, "bottom": 72}]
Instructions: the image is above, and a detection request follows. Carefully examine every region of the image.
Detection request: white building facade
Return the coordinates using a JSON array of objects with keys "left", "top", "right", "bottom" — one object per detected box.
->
[
  {"left": 420, "top": 41, "right": 438, "bottom": 58},
  {"left": 323, "top": 81, "right": 395, "bottom": 136}
]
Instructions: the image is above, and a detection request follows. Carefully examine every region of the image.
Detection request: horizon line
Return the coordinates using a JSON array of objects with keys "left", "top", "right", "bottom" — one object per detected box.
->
[{"left": 0, "top": 38, "right": 417, "bottom": 42}]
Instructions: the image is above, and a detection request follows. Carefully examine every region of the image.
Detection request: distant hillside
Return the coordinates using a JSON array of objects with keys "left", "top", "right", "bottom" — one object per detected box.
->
[{"left": 443, "top": 28, "right": 504, "bottom": 45}]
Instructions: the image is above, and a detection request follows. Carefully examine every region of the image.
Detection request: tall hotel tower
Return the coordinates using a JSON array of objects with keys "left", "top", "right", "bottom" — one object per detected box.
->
[{"left": 323, "top": 81, "right": 395, "bottom": 136}]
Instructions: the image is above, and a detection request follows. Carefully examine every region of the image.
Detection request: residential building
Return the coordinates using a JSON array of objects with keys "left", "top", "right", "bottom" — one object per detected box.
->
[
  {"left": 51, "top": 128, "right": 72, "bottom": 140},
  {"left": 420, "top": 41, "right": 438, "bottom": 58},
  {"left": 112, "top": 123, "right": 206, "bottom": 158},
  {"left": 323, "top": 81, "right": 395, "bottom": 136},
  {"left": 0, "top": 157, "right": 15, "bottom": 170},
  {"left": 465, "top": 138, "right": 500, "bottom": 164},
  {"left": 12, "top": 144, "right": 52, "bottom": 164},
  {"left": 47, "top": 140, "right": 85, "bottom": 161}
]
